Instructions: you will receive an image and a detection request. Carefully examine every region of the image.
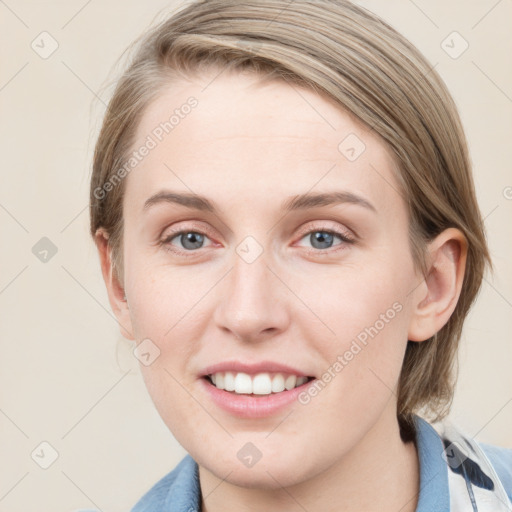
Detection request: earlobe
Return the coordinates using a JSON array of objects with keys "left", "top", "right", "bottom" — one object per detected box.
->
[
  {"left": 408, "top": 228, "right": 468, "bottom": 342},
  {"left": 94, "top": 228, "right": 135, "bottom": 341}
]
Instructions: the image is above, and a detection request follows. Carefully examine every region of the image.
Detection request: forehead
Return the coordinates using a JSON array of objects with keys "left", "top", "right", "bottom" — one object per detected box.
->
[{"left": 124, "top": 69, "right": 402, "bottom": 217}]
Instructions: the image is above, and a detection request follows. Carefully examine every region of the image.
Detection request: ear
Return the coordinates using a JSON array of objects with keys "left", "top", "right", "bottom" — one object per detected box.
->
[
  {"left": 94, "top": 228, "right": 135, "bottom": 341},
  {"left": 408, "top": 228, "right": 468, "bottom": 342}
]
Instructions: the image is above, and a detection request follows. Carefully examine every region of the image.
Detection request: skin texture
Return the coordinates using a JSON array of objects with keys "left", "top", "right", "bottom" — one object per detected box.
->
[{"left": 95, "top": 68, "right": 468, "bottom": 512}]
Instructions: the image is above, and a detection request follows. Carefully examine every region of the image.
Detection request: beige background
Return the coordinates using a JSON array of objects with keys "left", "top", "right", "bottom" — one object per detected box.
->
[{"left": 0, "top": 1, "right": 511, "bottom": 511}]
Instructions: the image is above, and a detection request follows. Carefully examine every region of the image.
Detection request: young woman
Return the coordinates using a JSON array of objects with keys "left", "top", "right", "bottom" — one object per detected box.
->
[{"left": 89, "top": 1, "right": 512, "bottom": 510}]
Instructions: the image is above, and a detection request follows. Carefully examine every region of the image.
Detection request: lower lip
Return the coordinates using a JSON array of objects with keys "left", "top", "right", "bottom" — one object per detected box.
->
[{"left": 200, "top": 377, "right": 314, "bottom": 419}]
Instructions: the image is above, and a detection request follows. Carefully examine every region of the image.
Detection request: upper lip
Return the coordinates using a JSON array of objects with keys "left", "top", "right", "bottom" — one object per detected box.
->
[{"left": 200, "top": 360, "right": 312, "bottom": 378}]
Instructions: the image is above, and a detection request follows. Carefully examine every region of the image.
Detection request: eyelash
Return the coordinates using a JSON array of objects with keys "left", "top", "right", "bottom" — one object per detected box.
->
[{"left": 159, "top": 224, "right": 356, "bottom": 258}]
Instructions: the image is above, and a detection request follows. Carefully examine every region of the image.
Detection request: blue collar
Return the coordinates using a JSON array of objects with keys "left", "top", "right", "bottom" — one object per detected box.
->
[
  {"left": 414, "top": 415, "right": 450, "bottom": 511},
  {"left": 132, "top": 414, "right": 450, "bottom": 511}
]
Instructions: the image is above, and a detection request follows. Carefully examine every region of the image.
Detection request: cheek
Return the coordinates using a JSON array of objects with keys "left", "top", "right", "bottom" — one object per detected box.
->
[
  {"left": 296, "top": 258, "right": 412, "bottom": 339},
  {"left": 125, "top": 272, "right": 204, "bottom": 415},
  {"left": 125, "top": 260, "right": 207, "bottom": 340},
  {"left": 296, "top": 258, "right": 414, "bottom": 398},
  {"left": 139, "top": 363, "right": 213, "bottom": 455}
]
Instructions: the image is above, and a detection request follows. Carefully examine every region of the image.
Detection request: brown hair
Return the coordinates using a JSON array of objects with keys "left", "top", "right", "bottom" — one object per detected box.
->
[{"left": 89, "top": 0, "right": 492, "bottom": 440}]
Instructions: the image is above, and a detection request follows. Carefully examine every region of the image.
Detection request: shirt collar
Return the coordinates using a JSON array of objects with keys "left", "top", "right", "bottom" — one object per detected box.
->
[
  {"left": 414, "top": 415, "right": 450, "bottom": 511},
  {"left": 163, "top": 454, "right": 201, "bottom": 512}
]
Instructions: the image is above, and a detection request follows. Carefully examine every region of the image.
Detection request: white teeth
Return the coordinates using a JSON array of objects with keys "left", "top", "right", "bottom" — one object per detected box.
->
[
  {"left": 234, "top": 373, "right": 252, "bottom": 394},
  {"left": 296, "top": 376, "right": 307, "bottom": 386},
  {"left": 253, "top": 373, "right": 272, "bottom": 395},
  {"left": 208, "top": 372, "right": 309, "bottom": 395},
  {"left": 284, "top": 375, "right": 297, "bottom": 390},
  {"left": 224, "top": 372, "right": 235, "bottom": 391},
  {"left": 271, "top": 374, "right": 285, "bottom": 393}
]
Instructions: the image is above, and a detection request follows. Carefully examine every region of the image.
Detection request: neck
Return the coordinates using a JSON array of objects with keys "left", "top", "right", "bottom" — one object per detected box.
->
[{"left": 199, "top": 408, "right": 420, "bottom": 512}]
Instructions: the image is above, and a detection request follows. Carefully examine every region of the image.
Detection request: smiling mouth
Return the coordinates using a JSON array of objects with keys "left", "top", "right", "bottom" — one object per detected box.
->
[{"left": 204, "top": 371, "right": 314, "bottom": 396}]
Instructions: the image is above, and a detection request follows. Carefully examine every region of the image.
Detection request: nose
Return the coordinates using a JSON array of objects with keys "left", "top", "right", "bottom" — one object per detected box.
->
[{"left": 213, "top": 250, "right": 290, "bottom": 343}]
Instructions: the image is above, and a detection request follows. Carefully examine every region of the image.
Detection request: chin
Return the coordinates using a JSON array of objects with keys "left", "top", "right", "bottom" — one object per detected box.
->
[
  {"left": 213, "top": 463, "right": 308, "bottom": 490},
  {"left": 195, "top": 442, "right": 318, "bottom": 490}
]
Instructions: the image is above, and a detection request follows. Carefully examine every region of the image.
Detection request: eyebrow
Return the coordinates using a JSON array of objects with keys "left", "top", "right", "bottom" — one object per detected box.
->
[{"left": 142, "top": 190, "right": 377, "bottom": 214}]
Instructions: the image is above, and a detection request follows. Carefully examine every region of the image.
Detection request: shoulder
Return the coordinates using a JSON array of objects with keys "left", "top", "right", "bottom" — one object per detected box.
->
[
  {"left": 480, "top": 442, "right": 512, "bottom": 503},
  {"left": 130, "top": 454, "right": 200, "bottom": 512}
]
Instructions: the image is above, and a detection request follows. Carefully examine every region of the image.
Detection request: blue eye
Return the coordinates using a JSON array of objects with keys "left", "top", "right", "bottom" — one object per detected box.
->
[
  {"left": 303, "top": 230, "right": 339, "bottom": 250},
  {"left": 162, "top": 231, "right": 212, "bottom": 252},
  {"left": 297, "top": 228, "right": 355, "bottom": 252}
]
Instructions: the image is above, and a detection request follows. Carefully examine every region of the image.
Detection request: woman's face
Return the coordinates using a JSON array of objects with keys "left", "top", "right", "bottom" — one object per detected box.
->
[{"left": 119, "top": 69, "right": 424, "bottom": 487}]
